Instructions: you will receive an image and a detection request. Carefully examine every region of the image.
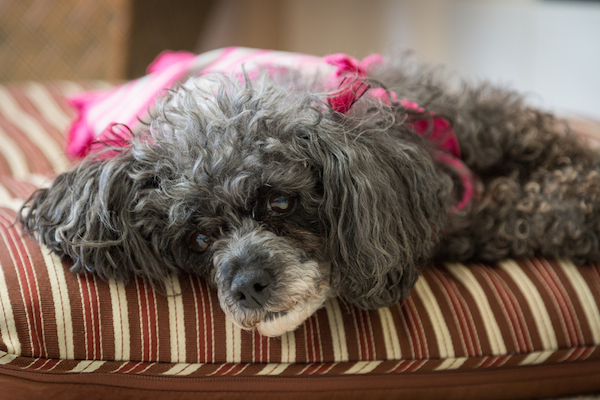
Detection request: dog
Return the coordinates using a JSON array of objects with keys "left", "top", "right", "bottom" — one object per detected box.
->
[{"left": 18, "top": 49, "right": 600, "bottom": 337}]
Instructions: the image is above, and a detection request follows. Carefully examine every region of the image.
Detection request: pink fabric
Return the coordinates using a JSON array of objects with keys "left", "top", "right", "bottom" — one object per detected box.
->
[
  {"left": 66, "top": 47, "right": 474, "bottom": 210},
  {"left": 67, "top": 51, "right": 198, "bottom": 158},
  {"left": 66, "top": 48, "right": 332, "bottom": 158},
  {"left": 146, "top": 50, "right": 197, "bottom": 74},
  {"left": 67, "top": 90, "right": 111, "bottom": 157}
]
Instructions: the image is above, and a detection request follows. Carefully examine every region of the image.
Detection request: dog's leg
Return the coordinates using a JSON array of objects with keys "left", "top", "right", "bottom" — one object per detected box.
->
[
  {"left": 448, "top": 86, "right": 600, "bottom": 181},
  {"left": 440, "top": 158, "right": 600, "bottom": 263}
]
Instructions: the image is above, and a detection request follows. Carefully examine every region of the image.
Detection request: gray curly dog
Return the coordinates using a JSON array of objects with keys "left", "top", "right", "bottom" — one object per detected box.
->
[{"left": 18, "top": 57, "right": 600, "bottom": 336}]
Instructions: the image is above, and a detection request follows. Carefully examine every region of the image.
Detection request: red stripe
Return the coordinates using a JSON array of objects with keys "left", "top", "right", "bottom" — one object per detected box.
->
[
  {"left": 478, "top": 355, "right": 510, "bottom": 368},
  {"left": 212, "top": 363, "right": 243, "bottom": 376},
  {"left": 23, "top": 358, "right": 49, "bottom": 370},
  {"left": 311, "top": 316, "right": 320, "bottom": 362},
  {"left": 124, "top": 362, "right": 154, "bottom": 374},
  {"left": 136, "top": 278, "right": 150, "bottom": 361},
  {"left": 0, "top": 213, "right": 45, "bottom": 358},
  {"left": 79, "top": 274, "right": 94, "bottom": 359},
  {"left": 7, "top": 87, "right": 65, "bottom": 144},
  {"left": 353, "top": 308, "right": 375, "bottom": 361},
  {"left": 137, "top": 278, "right": 159, "bottom": 362},
  {"left": 0, "top": 113, "right": 53, "bottom": 174},
  {"left": 391, "top": 359, "right": 426, "bottom": 373},
  {"left": 300, "top": 363, "right": 325, "bottom": 375},
  {"left": 485, "top": 268, "right": 533, "bottom": 353},
  {"left": 354, "top": 309, "right": 367, "bottom": 360},
  {"left": 0, "top": 150, "right": 12, "bottom": 176},
  {"left": 45, "top": 82, "right": 81, "bottom": 117},
  {"left": 80, "top": 273, "right": 102, "bottom": 359},
  {"left": 531, "top": 259, "right": 583, "bottom": 346},
  {"left": 432, "top": 269, "right": 481, "bottom": 357},
  {"left": 225, "top": 364, "right": 247, "bottom": 376},
  {"left": 0, "top": 225, "right": 21, "bottom": 354},
  {"left": 252, "top": 329, "right": 269, "bottom": 362},
  {"left": 115, "top": 361, "right": 139, "bottom": 374},
  {"left": 35, "top": 358, "right": 61, "bottom": 371},
  {"left": 89, "top": 275, "right": 102, "bottom": 359},
  {"left": 401, "top": 299, "right": 427, "bottom": 359},
  {"left": 301, "top": 363, "right": 334, "bottom": 375},
  {"left": 196, "top": 278, "right": 214, "bottom": 363},
  {"left": 0, "top": 176, "right": 37, "bottom": 200},
  {"left": 306, "top": 314, "right": 323, "bottom": 362},
  {"left": 580, "top": 347, "right": 596, "bottom": 361},
  {"left": 406, "top": 359, "right": 426, "bottom": 372}
]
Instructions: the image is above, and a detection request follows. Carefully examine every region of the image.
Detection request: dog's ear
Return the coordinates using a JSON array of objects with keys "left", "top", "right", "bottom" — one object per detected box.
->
[
  {"left": 18, "top": 150, "right": 178, "bottom": 282},
  {"left": 305, "top": 125, "right": 448, "bottom": 309}
]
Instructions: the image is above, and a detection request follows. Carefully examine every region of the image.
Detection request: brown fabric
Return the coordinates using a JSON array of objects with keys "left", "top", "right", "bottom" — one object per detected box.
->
[{"left": 1, "top": 360, "right": 599, "bottom": 400}]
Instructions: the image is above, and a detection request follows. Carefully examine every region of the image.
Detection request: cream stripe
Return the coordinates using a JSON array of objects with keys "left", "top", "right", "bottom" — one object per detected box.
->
[
  {"left": 190, "top": 280, "right": 201, "bottom": 363},
  {"left": 377, "top": 307, "right": 401, "bottom": 360},
  {"left": 0, "top": 183, "right": 12, "bottom": 202},
  {"left": 0, "top": 87, "right": 70, "bottom": 173},
  {"left": 324, "top": 298, "right": 348, "bottom": 362},
  {"left": 434, "top": 357, "right": 468, "bottom": 371},
  {"left": 225, "top": 318, "right": 242, "bottom": 363},
  {"left": 519, "top": 349, "right": 554, "bottom": 366},
  {"left": 23, "top": 83, "right": 72, "bottom": 132},
  {"left": 206, "top": 283, "right": 215, "bottom": 362},
  {"left": 0, "top": 184, "right": 23, "bottom": 211},
  {"left": 414, "top": 277, "right": 454, "bottom": 358},
  {"left": 69, "top": 360, "right": 106, "bottom": 373},
  {"left": 0, "top": 126, "right": 29, "bottom": 179},
  {"left": 0, "top": 256, "right": 20, "bottom": 356},
  {"left": 0, "top": 351, "right": 18, "bottom": 365},
  {"left": 280, "top": 330, "right": 296, "bottom": 363},
  {"left": 23, "top": 173, "right": 53, "bottom": 189},
  {"left": 558, "top": 260, "right": 600, "bottom": 345},
  {"left": 166, "top": 275, "right": 186, "bottom": 363},
  {"left": 257, "top": 363, "right": 290, "bottom": 376},
  {"left": 343, "top": 360, "right": 382, "bottom": 374},
  {"left": 498, "top": 260, "right": 558, "bottom": 350},
  {"left": 109, "top": 278, "right": 130, "bottom": 361},
  {"left": 92, "top": 275, "right": 104, "bottom": 359},
  {"left": 135, "top": 363, "right": 155, "bottom": 374},
  {"left": 163, "top": 362, "right": 204, "bottom": 376},
  {"left": 42, "top": 249, "right": 74, "bottom": 359},
  {"left": 446, "top": 263, "right": 507, "bottom": 356}
]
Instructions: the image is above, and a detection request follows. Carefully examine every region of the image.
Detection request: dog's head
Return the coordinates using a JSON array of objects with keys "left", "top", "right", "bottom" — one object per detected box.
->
[{"left": 20, "top": 75, "right": 449, "bottom": 336}]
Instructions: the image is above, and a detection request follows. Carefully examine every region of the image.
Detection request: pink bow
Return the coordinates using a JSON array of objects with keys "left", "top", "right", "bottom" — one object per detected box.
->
[
  {"left": 323, "top": 54, "right": 473, "bottom": 212},
  {"left": 324, "top": 53, "right": 384, "bottom": 114}
]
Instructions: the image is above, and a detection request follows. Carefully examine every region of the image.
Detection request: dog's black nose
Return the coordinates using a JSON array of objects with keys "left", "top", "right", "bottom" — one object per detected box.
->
[{"left": 231, "top": 270, "right": 272, "bottom": 309}]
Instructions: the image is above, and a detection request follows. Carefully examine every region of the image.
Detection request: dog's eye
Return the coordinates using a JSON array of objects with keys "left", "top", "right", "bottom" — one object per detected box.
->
[
  {"left": 190, "top": 231, "right": 211, "bottom": 253},
  {"left": 267, "top": 194, "right": 296, "bottom": 216}
]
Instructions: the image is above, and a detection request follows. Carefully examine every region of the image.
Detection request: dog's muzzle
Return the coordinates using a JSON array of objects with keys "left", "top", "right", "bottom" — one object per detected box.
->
[{"left": 212, "top": 219, "right": 331, "bottom": 336}]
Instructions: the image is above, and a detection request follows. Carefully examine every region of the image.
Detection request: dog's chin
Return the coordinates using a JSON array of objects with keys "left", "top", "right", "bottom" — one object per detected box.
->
[
  {"left": 255, "top": 285, "right": 332, "bottom": 337},
  {"left": 219, "top": 261, "right": 332, "bottom": 337}
]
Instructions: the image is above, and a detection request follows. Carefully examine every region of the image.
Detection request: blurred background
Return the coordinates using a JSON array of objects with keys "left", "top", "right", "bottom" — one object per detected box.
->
[{"left": 0, "top": 0, "right": 598, "bottom": 118}]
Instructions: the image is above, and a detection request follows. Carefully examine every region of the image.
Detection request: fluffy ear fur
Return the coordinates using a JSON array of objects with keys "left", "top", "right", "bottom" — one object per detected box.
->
[
  {"left": 307, "top": 114, "right": 450, "bottom": 309},
  {"left": 18, "top": 151, "right": 182, "bottom": 282}
]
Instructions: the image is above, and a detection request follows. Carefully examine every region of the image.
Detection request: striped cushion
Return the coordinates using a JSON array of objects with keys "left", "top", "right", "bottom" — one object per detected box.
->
[{"left": 0, "top": 82, "right": 599, "bottom": 398}]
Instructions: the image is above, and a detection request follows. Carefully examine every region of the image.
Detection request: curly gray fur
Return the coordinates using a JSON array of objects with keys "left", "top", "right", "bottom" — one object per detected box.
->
[{"left": 18, "top": 58, "right": 600, "bottom": 335}]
